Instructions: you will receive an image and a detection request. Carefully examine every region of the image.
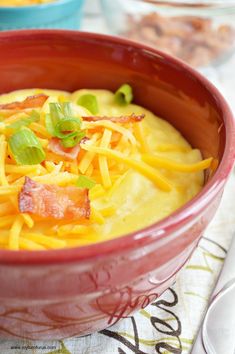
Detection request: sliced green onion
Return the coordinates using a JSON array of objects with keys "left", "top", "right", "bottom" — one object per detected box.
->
[
  {"left": 77, "top": 94, "right": 99, "bottom": 115},
  {"left": 50, "top": 102, "right": 80, "bottom": 126},
  {"left": 62, "top": 102, "right": 73, "bottom": 117},
  {"left": 61, "top": 131, "right": 86, "bottom": 148},
  {"left": 8, "top": 110, "right": 40, "bottom": 132},
  {"left": 76, "top": 175, "right": 96, "bottom": 189},
  {"left": 50, "top": 102, "right": 66, "bottom": 125},
  {"left": 46, "top": 102, "right": 83, "bottom": 139},
  {"left": 54, "top": 119, "right": 82, "bottom": 139},
  {"left": 114, "top": 84, "right": 133, "bottom": 106},
  {"left": 9, "top": 129, "right": 45, "bottom": 165},
  {"left": 46, "top": 102, "right": 87, "bottom": 148},
  {"left": 45, "top": 113, "right": 55, "bottom": 137}
]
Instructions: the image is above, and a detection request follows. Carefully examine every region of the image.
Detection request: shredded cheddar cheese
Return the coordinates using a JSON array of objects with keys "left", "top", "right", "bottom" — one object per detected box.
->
[
  {"left": 90, "top": 207, "right": 105, "bottom": 225},
  {"left": 142, "top": 154, "right": 213, "bottom": 172},
  {"left": 21, "top": 213, "right": 34, "bottom": 228},
  {"left": 78, "top": 133, "right": 100, "bottom": 174},
  {"left": 99, "top": 129, "right": 112, "bottom": 189},
  {"left": 0, "top": 135, "right": 8, "bottom": 186},
  {"left": 19, "top": 238, "right": 46, "bottom": 251},
  {"left": 22, "top": 232, "right": 66, "bottom": 249},
  {"left": 81, "top": 145, "right": 173, "bottom": 191},
  {"left": 0, "top": 88, "right": 214, "bottom": 251},
  {"left": 0, "top": 201, "right": 15, "bottom": 216},
  {"left": 8, "top": 215, "right": 24, "bottom": 250},
  {"left": 133, "top": 122, "right": 150, "bottom": 153},
  {"left": 83, "top": 120, "right": 137, "bottom": 146}
]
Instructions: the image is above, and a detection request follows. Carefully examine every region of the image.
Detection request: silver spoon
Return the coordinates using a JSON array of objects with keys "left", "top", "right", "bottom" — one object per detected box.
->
[
  {"left": 202, "top": 278, "right": 235, "bottom": 354},
  {"left": 192, "top": 234, "right": 235, "bottom": 354}
]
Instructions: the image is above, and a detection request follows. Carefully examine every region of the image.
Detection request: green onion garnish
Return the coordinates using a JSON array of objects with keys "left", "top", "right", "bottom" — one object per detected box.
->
[
  {"left": 46, "top": 102, "right": 85, "bottom": 145},
  {"left": 9, "top": 129, "right": 46, "bottom": 165},
  {"left": 76, "top": 175, "right": 96, "bottom": 189},
  {"left": 61, "top": 131, "right": 86, "bottom": 148},
  {"left": 114, "top": 84, "right": 133, "bottom": 106},
  {"left": 54, "top": 118, "right": 82, "bottom": 139},
  {"left": 77, "top": 94, "right": 99, "bottom": 115},
  {"left": 7, "top": 110, "right": 40, "bottom": 132}
]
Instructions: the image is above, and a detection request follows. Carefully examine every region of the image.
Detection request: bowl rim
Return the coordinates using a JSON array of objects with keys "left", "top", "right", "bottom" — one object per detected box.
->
[
  {"left": 0, "top": 29, "right": 234, "bottom": 265},
  {"left": 0, "top": 0, "right": 81, "bottom": 10}
]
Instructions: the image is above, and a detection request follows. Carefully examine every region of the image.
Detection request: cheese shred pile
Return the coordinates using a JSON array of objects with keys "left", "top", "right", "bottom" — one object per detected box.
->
[{"left": 0, "top": 87, "right": 213, "bottom": 251}]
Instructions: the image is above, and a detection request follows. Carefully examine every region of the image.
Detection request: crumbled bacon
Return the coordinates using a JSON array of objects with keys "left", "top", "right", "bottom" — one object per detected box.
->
[
  {"left": 82, "top": 113, "right": 145, "bottom": 123},
  {"left": 124, "top": 12, "right": 235, "bottom": 67},
  {"left": 0, "top": 94, "right": 48, "bottom": 111},
  {"left": 19, "top": 177, "right": 90, "bottom": 220},
  {"left": 48, "top": 137, "right": 81, "bottom": 161}
]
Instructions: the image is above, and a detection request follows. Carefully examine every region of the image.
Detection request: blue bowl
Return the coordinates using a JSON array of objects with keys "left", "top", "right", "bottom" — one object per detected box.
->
[{"left": 0, "top": 0, "right": 85, "bottom": 30}]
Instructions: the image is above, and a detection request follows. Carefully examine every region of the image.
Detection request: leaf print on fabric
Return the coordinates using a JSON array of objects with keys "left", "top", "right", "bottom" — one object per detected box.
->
[
  {"left": 184, "top": 292, "right": 209, "bottom": 301},
  {"left": 186, "top": 236, "right": 227, "bottom": 273},
  {"left": 46, "top": 341, "right": 71, "bottom": 354}
]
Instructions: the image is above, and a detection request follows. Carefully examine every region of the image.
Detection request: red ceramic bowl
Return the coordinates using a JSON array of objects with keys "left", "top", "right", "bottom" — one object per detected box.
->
[{"left": 0, "top": 30, "right": 234, "bottom": 340}]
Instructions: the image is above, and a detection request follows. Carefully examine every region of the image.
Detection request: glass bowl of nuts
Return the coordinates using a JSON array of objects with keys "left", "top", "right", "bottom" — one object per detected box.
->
[{"left": 100, "top": 0, "right": 235, "bottom": 68}]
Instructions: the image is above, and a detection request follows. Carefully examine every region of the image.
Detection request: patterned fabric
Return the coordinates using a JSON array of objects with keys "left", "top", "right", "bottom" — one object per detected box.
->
[{"left": 0, "top": 174, "right": 234, "bottom": 354}]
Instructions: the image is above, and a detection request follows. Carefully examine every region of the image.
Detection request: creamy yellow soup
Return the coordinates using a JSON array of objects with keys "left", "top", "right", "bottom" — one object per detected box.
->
[
  {"left": 0, "top": 0, "right": 54, "bottom": 6},
  {"left": 0, "top": 88, "right": 212, "bottom": 251}
]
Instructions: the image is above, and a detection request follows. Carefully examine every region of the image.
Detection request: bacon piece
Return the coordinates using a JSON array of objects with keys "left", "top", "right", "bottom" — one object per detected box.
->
[
  {"left": 0, "top": 94, "right": 48, "bottom": 111},
  {"left": 48, "top": 137, "right": 81, "bottom": 161},
  {"left": 82, "top": 113, "right": 145, "bottom": 124},
  {"left": 19, "top": 177, "right": 90, "bottom": 220}
]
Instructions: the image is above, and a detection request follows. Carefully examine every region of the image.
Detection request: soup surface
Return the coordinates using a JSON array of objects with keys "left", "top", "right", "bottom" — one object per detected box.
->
[
  {"left": 0, "top": 87, "right": 212, "bottom": 250},
  {"left": 0, "top": 0, "right": 54, "bottom": 6}
]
